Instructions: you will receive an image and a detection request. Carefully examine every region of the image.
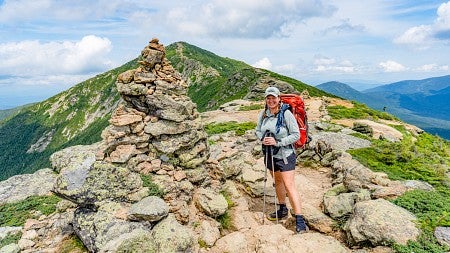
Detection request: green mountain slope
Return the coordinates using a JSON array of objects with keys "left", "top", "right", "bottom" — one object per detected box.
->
[
  {"left": 0, "top": 59, "right": 138, "bottom": 180},
  {"left": 0, "top": 41, "right": 330, "bottom": 181},
  {"left": 167, "top": 42, "right": 330, "bottom": 111}
]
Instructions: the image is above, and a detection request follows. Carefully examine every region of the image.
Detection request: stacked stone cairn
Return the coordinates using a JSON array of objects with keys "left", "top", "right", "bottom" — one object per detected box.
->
[
  {"left": 101, "top": 38, "right": 212, "bottom": 222},
  {"left": 51, "top": 38, "right": 228, "bottom": 252}
]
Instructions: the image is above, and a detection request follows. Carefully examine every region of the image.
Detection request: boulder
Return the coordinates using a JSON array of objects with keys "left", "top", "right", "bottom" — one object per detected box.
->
[
  {"left": 195, "top": 188, "right": 228, "bottom": 217},
  {"left": 151, "top": 214, "right": 196, "bottom": 253},
  {"left": 0, "top": 168, "right": 56, "bottom": 205},
  {"left": 344, "top": 199, "right": 420, "bottom": 246},
  {"left": 434, "top": 226, "right": 450, "bottom": 247},
  {"left": 127, "top": 196, "right": 169, "bottom": 222},
  {"left": 53, "top": 161, "right": 144, "bottom": 207},
  {"left": 72, "top": 206, "right": 151, "bottom": 252}
]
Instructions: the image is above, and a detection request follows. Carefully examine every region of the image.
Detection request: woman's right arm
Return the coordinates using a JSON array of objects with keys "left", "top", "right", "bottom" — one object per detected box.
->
[{"left": 255, "top": 110, "right": 264, "bottom": 140}]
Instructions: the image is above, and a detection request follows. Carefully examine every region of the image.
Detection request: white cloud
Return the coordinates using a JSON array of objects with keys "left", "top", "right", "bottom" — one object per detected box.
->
[
  {"left": 165, "top": 0, "right": 336, "bottom": 38},
  {"left": 252, "top": 57, "right": 272, "bottom": 70},
  {"left": 417, "top": 63, "right": 449, "bottom": 72},
  {"left": 393, "top": 25, "right": 433, "bottom": 47},
  {"left": 395, "top": 1, "right": 450, "bottom": 47},
  {"left": 313, "top": 56, "right": 355, "bottom": 73},
  {"left": 379, "top": 60, "right": 407, "bottom": 72},
  {"left": 0, "top": 35, "right": 112, "bottom": 76}
]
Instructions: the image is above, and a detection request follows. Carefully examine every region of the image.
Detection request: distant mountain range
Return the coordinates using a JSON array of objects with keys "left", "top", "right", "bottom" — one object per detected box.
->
[{"left": 316, "top": 75, "right": 450, "bottom": 140}]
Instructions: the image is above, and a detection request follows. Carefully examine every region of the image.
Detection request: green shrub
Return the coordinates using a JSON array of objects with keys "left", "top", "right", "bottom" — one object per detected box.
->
[
  {"left": 59, "top": 235, "right": 88, "bottom": 253},
  {"left": 220, "top": 190, "right": 234, "bottom": 208},
  {"left": 0, "top": 195, "right": 61, "bottom": 226},
  {"left": 205, "top": 121, "right": 256, "bottom": 136},
  {"left": 216, "top": 211, "right": 232, "bottom": 230},
  {"left": 140, "top": 174, "right": 164, "bottom": 197},
  {"left": 327, "top": 102, "right": 397, "bottom": 121},
  {"left": 239, "top": 104, "right": 264, "bottom": 111},
  {"left": 348, "top": 133, "right": 450, "bottom": 185}
]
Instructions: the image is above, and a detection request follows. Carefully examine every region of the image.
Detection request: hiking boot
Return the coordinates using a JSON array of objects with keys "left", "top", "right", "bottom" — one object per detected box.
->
[
  {"left": 295, "top": 215, "right": 309, "bottom": 234},
  {"left": 267, "top": 204, "right": 289, "bottom": 221}
]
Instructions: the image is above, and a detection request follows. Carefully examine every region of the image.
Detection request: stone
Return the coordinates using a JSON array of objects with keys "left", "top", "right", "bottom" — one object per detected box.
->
[
  {"left": 199, "top": 220, "right": 221, "bottom": 247},
  {"left": 344, "top": 199, "right": 420, "bottom": 246},
  {"left": 0, "top": 243, "right": 20, "bottom": 253},
  {"left": 53, "top": 161, "right": 143, "bottom": 207},
  {"left": 110, "top": 144, "right": 136, "bottom": 163},
  {"left": 213, "top": 232, "right": 248, "bottom": 252},
  {"left": 0, "top": 168, "right": 57, "bottom": 205},
  {"left": 103, "top": 229, "right": 155, "bottom": 253},
  {"left": 0, "top": 227, "right": 22, "bottom": 240},
  {"left": 72, "top": 207, "right": 151, "bottom": 252},
  {"left": 151, "top": 214, "right": 196, "bottom": 252},
  {"left": 435, "top": 226, "right": 450, "bottom": 247},
  {"left": 195, "top": 188, "right": 228, "bottom": 217},
  {"left": 110, "top": 114, "right": 143, "bottom": 126},
  {"left": 127, "top": 196, "right": 169, "bottom": 222},
  {"left": 117, "top": 69, "right": 135, "bottom": 84}
]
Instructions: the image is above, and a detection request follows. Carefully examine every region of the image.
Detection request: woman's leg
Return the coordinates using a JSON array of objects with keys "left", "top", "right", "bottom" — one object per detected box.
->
[
  {"left": 279, "top": 170, "right": 302, "bottom": 214},
  {"left": 271, "top": 171, "right": 287, "bottom": 204}
]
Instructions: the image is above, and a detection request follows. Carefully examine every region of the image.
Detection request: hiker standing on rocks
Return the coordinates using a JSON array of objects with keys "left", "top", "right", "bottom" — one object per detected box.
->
[{"left": 255, "top": 86, "right": 308, "bottom": 233}]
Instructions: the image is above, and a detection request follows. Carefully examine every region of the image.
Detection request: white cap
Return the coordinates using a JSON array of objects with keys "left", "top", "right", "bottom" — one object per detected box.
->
[{"left": 265, "top": 86, "right": 280, "bottom": 97}]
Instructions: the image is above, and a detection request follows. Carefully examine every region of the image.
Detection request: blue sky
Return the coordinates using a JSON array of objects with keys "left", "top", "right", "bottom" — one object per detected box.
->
[{"left": 1, "top": 0, "right": 450, "bottom": 109}]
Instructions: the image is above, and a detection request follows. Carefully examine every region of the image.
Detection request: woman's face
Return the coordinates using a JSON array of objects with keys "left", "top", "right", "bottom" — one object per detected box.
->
[{"left": 265, "top": 95, "right": 280, "bottom": 110}]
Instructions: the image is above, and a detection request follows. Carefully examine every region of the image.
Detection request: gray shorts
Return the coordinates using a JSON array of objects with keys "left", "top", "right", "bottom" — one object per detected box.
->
[{"left": 264, "top": 152, "right": 296, "bottom": 172}]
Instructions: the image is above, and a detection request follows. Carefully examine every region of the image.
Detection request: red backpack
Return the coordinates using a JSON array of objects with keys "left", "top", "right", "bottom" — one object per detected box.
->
[{"left": 279, "top": 94, "right": 310, "bottom": 149}]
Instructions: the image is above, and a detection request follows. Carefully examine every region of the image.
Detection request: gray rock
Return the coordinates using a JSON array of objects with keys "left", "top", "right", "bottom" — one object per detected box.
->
[
  {"left": 344, "top": 199, "right": 420, "bottom": 246},
  {"left": 213, "top": 231, "right": 248, "bottom": 253},
  {"left": 240, "top": 165, "right": 266, "bottom": 197},
  {"left": 102, "top": 228, "right": 156, "bottom": 253},
  {"left": 310, "top": 132, "right": 371, "bottom": 152},
  {"left": 195, "top": 188, "right": 228, "bottom": 217},
  {"left": 0, "top": 243, "right": 20, "bottom": 253},
  {"left": 0, "top": 227, "right": 22, "bottom": 240},
  {"left": 73, "top": 207, "right": 150, "bottom": 252},
  {"left": 0, "top": 168, "right": 56, "bottom": 205},
  {"left": 151, "top": 214, "right": 196, "bottom": 253},
  {"left": 323, "top": 187, "right": 371, "bottom": 219},
  {"left": 435, "top": 227, "right": 450, "bottom": 247},
  {"left": 127, "top": 196, "right": 169, "bottom": 222},
  {"left": 402, "top": 180, "right": 434, "bottom": 191},
  {"left": 53, "top": 161, "right": 143, "bottom": 207}
]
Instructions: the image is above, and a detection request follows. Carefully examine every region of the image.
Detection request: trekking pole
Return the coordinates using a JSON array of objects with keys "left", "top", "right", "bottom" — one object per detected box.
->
[
  {"left": 270, "top": 144, "right": 278, "bottom": 224},
  {"left": 262, "top": 143, "right": 268, "bottom": 224}
]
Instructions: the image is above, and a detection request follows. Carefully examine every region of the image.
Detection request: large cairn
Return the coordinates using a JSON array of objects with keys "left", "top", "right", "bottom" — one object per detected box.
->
[
  {"left": 100, "top": 38, "right": 212, "bottom": 222},
  {"left": 51, "top": 38, "right": 228, "bottom": 252}
]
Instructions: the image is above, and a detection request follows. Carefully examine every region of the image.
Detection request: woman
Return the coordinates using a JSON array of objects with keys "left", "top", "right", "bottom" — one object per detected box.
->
[{"left": 255, "top": 86, "right": 308, "bottom": 234}]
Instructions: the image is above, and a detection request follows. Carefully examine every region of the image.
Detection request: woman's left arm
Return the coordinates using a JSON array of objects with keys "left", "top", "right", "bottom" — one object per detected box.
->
[{"left": 275, "top": 110, "right": 300, "bottom": 147}]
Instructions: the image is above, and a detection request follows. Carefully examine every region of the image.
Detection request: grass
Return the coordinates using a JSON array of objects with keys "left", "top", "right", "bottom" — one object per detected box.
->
[
  {"left": 239, "top": 104, "right": 264, "bottom": 111},
  {"left": 216, "top": 211, "right": 232, "bottom": 230},
  {"left": 140, "top": 174, "right": 164, "bottom": 197},
  {"left": 348, "top": 133, "right": 449, "bottom": 184},
  {"left": 205, "top": 121, "right": 256, "bottom": 136},
  {"left": 0, "top": 195, "right": 61, "bottom": 226},
  {"left": 327, "top": 101, "right": 397, "bottom": 121},
  {"left": 58, "top": 235, "right": 88, "bottom": 253}
]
